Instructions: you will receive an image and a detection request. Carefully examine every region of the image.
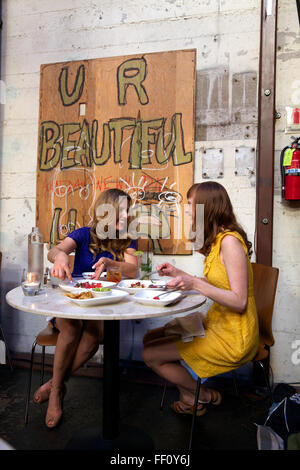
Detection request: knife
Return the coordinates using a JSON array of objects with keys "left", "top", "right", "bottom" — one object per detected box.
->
[{"left": 165, "top": 293, "right": 187, "bottom": 306}]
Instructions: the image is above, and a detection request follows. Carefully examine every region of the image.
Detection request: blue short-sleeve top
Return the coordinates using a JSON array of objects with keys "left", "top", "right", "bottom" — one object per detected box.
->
[{"left": 67, "top": 227, "right": 137, "bottom": 276}]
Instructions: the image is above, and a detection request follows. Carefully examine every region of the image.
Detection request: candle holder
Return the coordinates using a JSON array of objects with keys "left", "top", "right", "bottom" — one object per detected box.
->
[{"left": 21, "top": 270, "right": 42, "bottom": 296}]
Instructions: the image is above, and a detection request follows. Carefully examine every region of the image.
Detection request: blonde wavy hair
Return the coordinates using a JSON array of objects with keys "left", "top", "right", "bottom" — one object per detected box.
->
[{"left": 89, "top": 188, "right": 133, "bottom": 260}]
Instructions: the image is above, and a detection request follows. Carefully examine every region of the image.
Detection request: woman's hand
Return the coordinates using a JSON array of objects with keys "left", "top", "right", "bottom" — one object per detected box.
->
[
  {"left": 166, "top": 273, "right": 196, "bottom": 291},
  {"left": 51, "top": 251, "right": 72, "bottom": 281},
  {"left": 92, "top": 249, "right": 139, "bottom": 280},
  {"left": 156, "top": 262, "right": 181, "bottom": 278},
  {"left": 48, "top": 237, "right": 76, "bottom": 282},
  {"left": 92, "top": 257, "right": 115, "bottom": 279}
]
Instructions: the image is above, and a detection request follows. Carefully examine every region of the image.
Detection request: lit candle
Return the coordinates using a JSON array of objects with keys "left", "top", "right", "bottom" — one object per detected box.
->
[
  {"left": 24, "top": 272, "right": 40, "bottom": 286},
  {"left": 22, "top": 272, "right": 41, "bottom": 296},
  {"left": 23, "top": 281, "right": 40, "bottom": 287}
]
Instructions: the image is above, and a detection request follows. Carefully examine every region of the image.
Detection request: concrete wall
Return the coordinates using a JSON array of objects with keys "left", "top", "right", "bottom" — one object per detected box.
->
[
  {"left": 272, "top": 0, "right": 300, "bottom": 383},
  {"left": 0, "top": 0, "right": 297, "bottom": 383}
]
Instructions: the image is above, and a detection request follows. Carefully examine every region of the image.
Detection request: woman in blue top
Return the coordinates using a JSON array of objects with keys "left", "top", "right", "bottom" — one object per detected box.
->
[{"left": 33, "top": 188, "right": 138, "bottom": 428}]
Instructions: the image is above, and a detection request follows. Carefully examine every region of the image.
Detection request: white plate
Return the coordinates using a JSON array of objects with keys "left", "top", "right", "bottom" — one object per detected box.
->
[
  {"left": 132, "top": 290, "right": 182, "bottom": 306},
  {"left": 65, "top": 289, "right": 129, "bottom": 306},
  {"left": 82, "top": 272, "right": 95, "bottom": 279},
  {"left": 82, "top": 272, "right": 107, "bottom": 279},
  {"left": 59, "top": 279, "right": 116, "bottom": 292},
  {"left": 117, "top": 279, "right": 166, "bottom": 294}
]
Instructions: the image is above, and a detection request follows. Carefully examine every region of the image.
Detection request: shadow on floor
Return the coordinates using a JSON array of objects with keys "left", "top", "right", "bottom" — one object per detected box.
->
[{"left": 0, "top": 365, "right": 270, "bottom": 452}]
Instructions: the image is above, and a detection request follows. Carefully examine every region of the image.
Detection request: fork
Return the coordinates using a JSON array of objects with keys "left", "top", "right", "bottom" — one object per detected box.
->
[{"left": 141, "top": 269, "right": 162, "bottom": 280}]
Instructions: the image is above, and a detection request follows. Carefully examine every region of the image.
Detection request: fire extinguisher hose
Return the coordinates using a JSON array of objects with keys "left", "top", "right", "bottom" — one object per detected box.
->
[{"left": 280, "top": 146, "right": 289, "bottom": 198}]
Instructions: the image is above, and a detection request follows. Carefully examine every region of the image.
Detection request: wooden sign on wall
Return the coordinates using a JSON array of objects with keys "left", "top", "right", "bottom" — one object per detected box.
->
[{"left": 36, "top": 49, "right": 196, "bottom": 254}]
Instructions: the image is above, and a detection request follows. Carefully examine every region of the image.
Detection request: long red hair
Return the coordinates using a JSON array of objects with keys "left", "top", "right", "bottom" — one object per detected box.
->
[{"left": 187, "top": 181, "right": 252, "bottom": 257}]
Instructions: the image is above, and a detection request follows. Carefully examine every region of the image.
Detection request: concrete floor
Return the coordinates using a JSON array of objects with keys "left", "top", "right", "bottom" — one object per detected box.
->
[{"left": 0, "top": 363, "right": 271, "bottom": 453}]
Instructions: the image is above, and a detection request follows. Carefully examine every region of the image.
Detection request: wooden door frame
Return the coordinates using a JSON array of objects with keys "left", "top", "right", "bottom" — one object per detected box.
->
[{"left": 256, "top": 0, "right": 278, "bottom": 266}]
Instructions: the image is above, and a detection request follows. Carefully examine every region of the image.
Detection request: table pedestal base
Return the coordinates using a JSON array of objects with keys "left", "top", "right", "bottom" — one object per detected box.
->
[{"left": 65, "top": 424, "right": 154, "bottom": 450}]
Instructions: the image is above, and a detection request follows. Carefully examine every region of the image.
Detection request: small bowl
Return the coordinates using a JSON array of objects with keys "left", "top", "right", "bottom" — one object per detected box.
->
[
  {"left": 92, "top": 288, "right": 112, "bottom": 297},
  {"left": 82, "top": 272, "right": 95, "bottom": 279}
]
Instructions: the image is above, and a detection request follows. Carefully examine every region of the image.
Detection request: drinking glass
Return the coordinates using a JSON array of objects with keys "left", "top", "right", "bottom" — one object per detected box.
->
[
  {"left": 21, "top": 270, "right": 42, "bottom": 296},
  {"left": 106, "top": 266, "right": 122, "bottom": 283}
]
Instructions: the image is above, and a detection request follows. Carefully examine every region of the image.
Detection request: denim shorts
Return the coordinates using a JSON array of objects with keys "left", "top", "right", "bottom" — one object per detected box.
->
[{"left": 49, "top": 318, "right": 59, "bottom": 331}]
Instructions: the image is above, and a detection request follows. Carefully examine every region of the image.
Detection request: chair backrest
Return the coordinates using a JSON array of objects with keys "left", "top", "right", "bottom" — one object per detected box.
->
[{"left": 251, "top": 262, "right": 279, "bottom": 348}]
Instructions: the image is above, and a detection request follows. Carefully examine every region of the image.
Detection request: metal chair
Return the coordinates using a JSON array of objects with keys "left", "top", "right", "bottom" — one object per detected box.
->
[
  {"left": 160, "top": 261, "right": 279, "bottom": 450},
  {"left": 0, "top": 324, "right": 13, "bottom": 371},
  {"left": 25, "top": 323, "right": 58, "bottom": 424},
  {"left": 248, "top": 262, "right": 279, "bottom": 394},
  {"left": 0, "top": 252, "right": 13, "bottom": 371}
]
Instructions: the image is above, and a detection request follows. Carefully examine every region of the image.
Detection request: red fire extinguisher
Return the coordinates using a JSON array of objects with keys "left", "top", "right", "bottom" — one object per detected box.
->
[{"left": 280, "top": 136, "right": 300, "bottom": 200}]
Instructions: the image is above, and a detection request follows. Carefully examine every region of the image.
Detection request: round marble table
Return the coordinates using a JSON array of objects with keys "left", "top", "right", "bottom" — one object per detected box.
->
[
  {"left": 6, "top": 285, "right": 206, "bottom": 450},
  {"left": 6, "top": 284, "right": 206, "bottom": 321}
]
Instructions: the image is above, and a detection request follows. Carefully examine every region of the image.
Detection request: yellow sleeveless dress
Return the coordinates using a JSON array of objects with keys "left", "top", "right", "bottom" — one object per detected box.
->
[{"left": 174, "top": 231, "right": 259, "bottom": 378}]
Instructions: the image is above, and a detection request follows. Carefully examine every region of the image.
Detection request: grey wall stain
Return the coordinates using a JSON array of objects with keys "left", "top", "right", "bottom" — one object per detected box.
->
[
  {"left": 6, "top": 86, "right": 19, "bottom": 101},
  {"left": 277, "top": 51, "right": 300, "bottom": 62},
  {"left": 277, "top": 31, "right": 297, "bottom": 48},
  {"left": 24, "top": 199, "right": 32, "bottom": 212}
]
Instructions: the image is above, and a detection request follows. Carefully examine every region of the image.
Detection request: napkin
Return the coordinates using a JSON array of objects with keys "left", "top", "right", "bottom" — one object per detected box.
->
[{"left": 164, "top": 311, "right": 205, "bottom": 343}]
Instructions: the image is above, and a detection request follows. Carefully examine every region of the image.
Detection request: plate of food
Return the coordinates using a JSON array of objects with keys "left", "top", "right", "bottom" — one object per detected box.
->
[
  {"left": 59, "top": 279, "right": 116, "bottom": 292},
  {"left": 82, "top": 272, "right": 107, "bottom": 279},
  {"left": 132, "top": 290, "right": 182, "bottom": 307},
  {"left": 64, "top": 289, "right": 129, "bottom": 306},
  {"left": 117, "top": 279, "right": 166, "bottom": 294}
]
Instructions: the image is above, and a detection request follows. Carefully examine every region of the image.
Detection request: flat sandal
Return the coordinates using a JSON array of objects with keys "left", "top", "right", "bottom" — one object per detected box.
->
[
  {"left": 198, "top": 389, "right": 222, "bottom": 406},
  {"left": 171, "top": 400, "right": 207, "bottom": 417}
]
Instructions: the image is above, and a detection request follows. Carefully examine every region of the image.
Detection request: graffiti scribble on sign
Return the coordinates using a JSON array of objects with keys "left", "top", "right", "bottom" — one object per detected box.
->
[{"left": 36, "top": 51, "right": 195, "bottom": 253}]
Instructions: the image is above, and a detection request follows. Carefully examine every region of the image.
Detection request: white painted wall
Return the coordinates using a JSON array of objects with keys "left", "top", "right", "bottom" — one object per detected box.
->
[
  {"left": 5, "top": 1, "right": 297, "bottom": 382},
  {"left": 272, "top": 0, "right": 300, "bottom": 383}
]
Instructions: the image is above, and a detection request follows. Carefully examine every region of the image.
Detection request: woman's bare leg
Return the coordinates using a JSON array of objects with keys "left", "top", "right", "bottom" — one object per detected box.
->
[
  {"left": 45, "top": 318, "right": 83, "bottom": 426},
  {"left": 143, "top": 340, "right": 214, "bottom": 404},
  {"left": 67, "top": 320, "right": 104, "bottom": 375},
  {"left": 143, "top": 327, "right": 166, "bottom": 345},
  {"left": 34, "top": 320, "right": 103, "bottom": 404},
  {"left": 143, "top": 326, "right": 180, "bottom": 347}
]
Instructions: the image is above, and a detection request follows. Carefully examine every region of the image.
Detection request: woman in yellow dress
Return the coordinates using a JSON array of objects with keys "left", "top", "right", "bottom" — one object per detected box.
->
[{"left": 142, "top": 181, "right": 259, "bottom": 416}]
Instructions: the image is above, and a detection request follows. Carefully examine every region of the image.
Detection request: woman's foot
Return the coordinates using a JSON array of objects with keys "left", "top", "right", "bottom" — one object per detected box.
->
[
  {"left": 171, "top": 400, "right": 207, "bottom": 416},
  {"left": 45, "top": 381, "right": 65, "bottom": 428},
  {"left": 172, "top": 388, "right": 222, "bottom": 416},
  {"left": 181, "top": 387, "right": 222, "bottom": 406},
  {"left": 33, "top": 380, "right": 52, "bottom": 404}
]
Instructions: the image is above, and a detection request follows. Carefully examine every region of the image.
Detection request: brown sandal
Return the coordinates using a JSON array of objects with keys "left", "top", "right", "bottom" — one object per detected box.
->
[
  {"left": 171, "top": 400, "right": 207, "bottom": 416},
  {"left": 45, "top": 381, "right": 65, "bottom": 429},
  {"left": 198, "top": 389, "right": 222, "bottom": 406}
]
